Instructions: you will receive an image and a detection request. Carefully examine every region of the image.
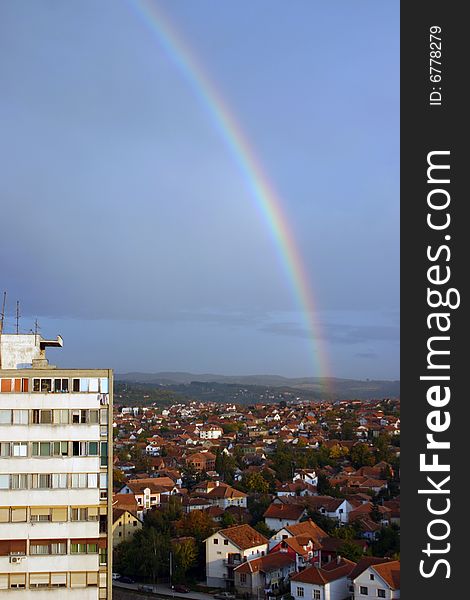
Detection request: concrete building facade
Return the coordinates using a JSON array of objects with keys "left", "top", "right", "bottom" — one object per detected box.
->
[{"left": 0, "top": 333, "right": 113, "bottom": 598}]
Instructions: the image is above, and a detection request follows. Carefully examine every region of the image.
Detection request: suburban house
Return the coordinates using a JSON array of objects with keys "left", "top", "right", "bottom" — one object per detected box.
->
[
  {"left": 207, "top": 484, "right": 248, "bottom": 509},
  {"left": 269, "top": 519, "right": 327, "bottom": 551},
  {"left": 112, "top": 508, "right": 143, "bottom": 548},
  {"left": 290, "top": 557, "right": 357, "bottom": 600},
  {"left": 264, "top": 503, "right": 307, "bottom": 531},
  {"left": 233, "top": 552, "right": 296, "bottom": 599},
  {"left": 349, "top": 558, "right": 400, "bottom": 599},
  {"left": 276, "top": 481, "right": 317, "bottom": 497},
  {"left": 270, "top": 534, "right": 321, "bottom": 571},
  {"left": 293, "top": 469, "right": 318, "bottom": 487},
  {"left": 198, "top": 425, "right": 224, "bottom": 439},
  {"left": 307, "top": 497, "right": 353, "bottom": 524},
  {"left": 205, "top": 524, "right": 269, "bottom": 588},
  {"left": 186, "top": 451, "right": 216, "bottom": 472},
  {"left": 118, "top": 477, "right": 179, "bottom": 511}
]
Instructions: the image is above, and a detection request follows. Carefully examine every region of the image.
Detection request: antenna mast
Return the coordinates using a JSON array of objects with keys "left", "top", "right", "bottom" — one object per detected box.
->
[
  {"left": 16, "top": 301, "right": 20, "bottom": 335},
  {"left": 0, "top": 291, "right": 6, "bottom": 369},
  {"left": 0, "top": 291, "right": 6, "bottom": 335}
]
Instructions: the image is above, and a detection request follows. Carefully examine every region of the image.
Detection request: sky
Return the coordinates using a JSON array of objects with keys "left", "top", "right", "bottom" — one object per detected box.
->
[{"left": 0, "top": 0, "right": 399, "bottom": 380}]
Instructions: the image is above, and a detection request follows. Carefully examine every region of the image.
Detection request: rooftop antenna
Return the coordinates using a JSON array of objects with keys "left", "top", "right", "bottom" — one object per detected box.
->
[
  {"left": 34, "top": 318, "right": 40, "bottom": 345},
  {"left": 0, "top": 291, "right": 5, "bottom": 370},
  {"left": 0, "top": 291, "right": 6, "bottom": 335},
  {"left": 16, "top": 301, "right": 20, "bottom": 335}
]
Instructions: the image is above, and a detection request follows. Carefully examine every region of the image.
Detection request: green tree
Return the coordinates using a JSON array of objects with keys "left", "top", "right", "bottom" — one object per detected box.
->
[
  {"left": 337, "top": 540, "right": 364, "bottom": 562},
  {"left": 175, "top": 510, "right": 217, "bottom": 542},
  {"left": 242, "top": 471, "right": 270, "bottom": 494},
  {"left": 254, "top": 521, "right": 275, "bottom": 538},
  {"left": 221, "top": 511, "right": 237, "bottom": 528},
  {"left": 172, "top": 538, "right": 198, "bottom": 583},
  {"left": 247, "top": 494, "right": 272, "bottom": 526},
  {"left": 350, "top": 443, "right": 374, "bottom": 468}
]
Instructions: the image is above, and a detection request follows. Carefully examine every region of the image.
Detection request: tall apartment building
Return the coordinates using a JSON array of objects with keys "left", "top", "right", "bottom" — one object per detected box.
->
[{"left": 0, "top": 333, "right": 113, "bottom": 599}]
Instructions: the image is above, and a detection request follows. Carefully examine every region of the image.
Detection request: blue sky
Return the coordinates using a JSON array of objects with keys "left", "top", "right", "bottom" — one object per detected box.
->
[{"left": 0, "top": 0, "right": 399, "bottom": 379}]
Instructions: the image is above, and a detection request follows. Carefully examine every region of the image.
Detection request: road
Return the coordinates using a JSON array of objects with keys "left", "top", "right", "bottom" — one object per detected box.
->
[{"left": 113, "top": 581, "right": 216, "bottom": 600}]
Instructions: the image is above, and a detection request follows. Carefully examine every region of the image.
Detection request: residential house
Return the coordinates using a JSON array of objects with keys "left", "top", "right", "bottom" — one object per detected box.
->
[
  {"left": 205, "top": 524, "right": 269, "bottom": 588},
  {"left": 307, "top": 497, "right": 353, "bottom": 524},
  {"left": 293, "top": 469, "right": 318, "bottom": 487},
  {"left": 349, "top": 558, "right": 400, "bottom": 599},
  {"left": 264, "top": 503, "right": 307, "bottom": 531},
  {"left": 269, "top": 519, "right": 327, "bottom": 551},
  {"left": 290, "top": 557, "right": 357, "bottom": 600},
  {"left": 186, "top": 451, "right": 216, "bottom": 472},
  {"left": 207, "top": 484, "right": 248, "bottom": 510},
  {"left": 112, "top": 509, "right": 142, "bottom": 547},
  {"left": 234, "top": 552, "right": 296, "bottom": 599}
]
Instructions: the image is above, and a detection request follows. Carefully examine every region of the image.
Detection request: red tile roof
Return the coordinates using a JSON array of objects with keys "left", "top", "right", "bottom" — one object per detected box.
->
[
  {"left": 290, "top": 558, "right": 356, "bottom": 585},
  {"left": 264, "top": 503, "right": 305, "bottom": 521},
  {"left": 219, "top": 524, "right": 268, "bottom": 550},
  {"left": 234, "top": 552, "right": 295, "bottom": 574},
  {"left": 373, "top": 561, "right": 400, "bottom": 590}
]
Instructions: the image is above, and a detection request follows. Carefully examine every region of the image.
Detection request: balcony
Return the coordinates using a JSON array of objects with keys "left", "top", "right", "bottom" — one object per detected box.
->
[{"left": 223, "top": 558, "right": 242, "bottom": 566}]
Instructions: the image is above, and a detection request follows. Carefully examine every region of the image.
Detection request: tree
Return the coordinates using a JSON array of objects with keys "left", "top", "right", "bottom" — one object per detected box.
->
[
  {"left": 175, "top": 510, "right": 217, "bottom": 542},
  {"left": 341, "top": 421, "right": 355, "bottom": 440},
  {"left": 337, "top": 540, "right": 364, "bottom": 562},
  {"left": 172, "top": 538, "right": 198, "bottom": 583},
  {"left": 242, "top": 472, "right": 270, "bottom": 494},
  {"left": 370, "top": 503, "right": 383, "bottom": 524},
  {"left": 115, "top": 528, "right": 171, "bottom": 583},
  {"left": 221, "top": 511, "right": 237, "bottom": 528},
  {"left": 254, "top": 521, "right": 275, "bottom": 538},
  {"left": 247, "top": 494, "right": 272, "bottom": 526},
  {"left": 371, "top": 525, "right": 400, "bottom": 557},
  {"left": 350, "top": 443, "right": 374, "bottom": 468}
]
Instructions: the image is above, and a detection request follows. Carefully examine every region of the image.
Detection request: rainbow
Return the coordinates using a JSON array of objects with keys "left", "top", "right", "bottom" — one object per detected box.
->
[{"left": 127, "top": 0, "right": 330, "bottom": 381}]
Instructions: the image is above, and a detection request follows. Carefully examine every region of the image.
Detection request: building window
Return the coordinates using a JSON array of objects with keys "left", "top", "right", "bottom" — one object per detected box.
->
[
  {"left": 52, "top": 473, "right": 68, "bottom": 489},
  {"left": 313, "top": 591, "right": 320, "bottom": 600},
  {"left": 12, "top": 410, "right": 28, "bottom": 425},
  {"left": 53, "top": 409, "right": 69, "bottom": 424},
  {"left": 296, "top": 588, "right": 304, "bottom": 597},
  {"left": 377, "top": 591, "right": 386, "bottom": 598},
  {"left": 370, "top": 574, "right": 375, "bottom": 580},
  {"left": 224, "top": 540, "right": 229, "bottom": 545},
  {"left": 30, "top": 507, "right": 51, "bottom": 522},
  {"left": 9, "top": 573, "right": 26, "bottom": 589},
  {"left": 213, "top": 538, "right": 218, "bottom": 544},
  {"left": 360, "top": 587, "right": 368, "bottom": 595},
  {"left": 0, "top": 410, "right": 11, "bottom": 425},
  {"left": 11, "top": 507, "right": 27, "bottom": 522},
  {"left": 54, "top": 378, "right": 69, "bottom": 393},
  {"left": 240, "top": 574, "right": 247, "bottom": 584},
  {"left": 0, "top": 442, "right": 10, "bottom": 457},
  {"left": 51, "top": 573, "right": 67, "bottom": 588},
  {"left": 10, "top": 474, "right": 28, "bottom": 489},
  {"left": 12, "top": 442, "right": 28, "bottom": 457}
]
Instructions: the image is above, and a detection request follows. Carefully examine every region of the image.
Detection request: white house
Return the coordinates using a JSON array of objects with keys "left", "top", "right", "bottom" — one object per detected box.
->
[
  {"left": 350, "top": 559, "right": 400, "bottom": 599},
  {"left": 290, "top": 557, "right": 356, "bottom": 600},
  {"left": 294, "top": 469, "right": 318, "bottom": 487},
  {"left": 268, "top": 519, "right": 327, "bottom": 550},
  {"left": 205, "top": 524, "right": 269, "bottom": 588},
  {"left": 199, "top": 425, "right": 223, "bottom": 440},
  {"left": 234, "top": 552, "right": 296, "bottom": 598},
  {"left": 308, "top": 497, "right": 353, "bottom": 524},
  {"left": 264, "top": 502, "right": 307, "bottom": 531}
]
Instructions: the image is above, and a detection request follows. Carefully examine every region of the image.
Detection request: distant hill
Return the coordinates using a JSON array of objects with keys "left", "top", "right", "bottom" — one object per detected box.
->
[{"left": 115, "top": 371, "right": 399, "bottom": 401}]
